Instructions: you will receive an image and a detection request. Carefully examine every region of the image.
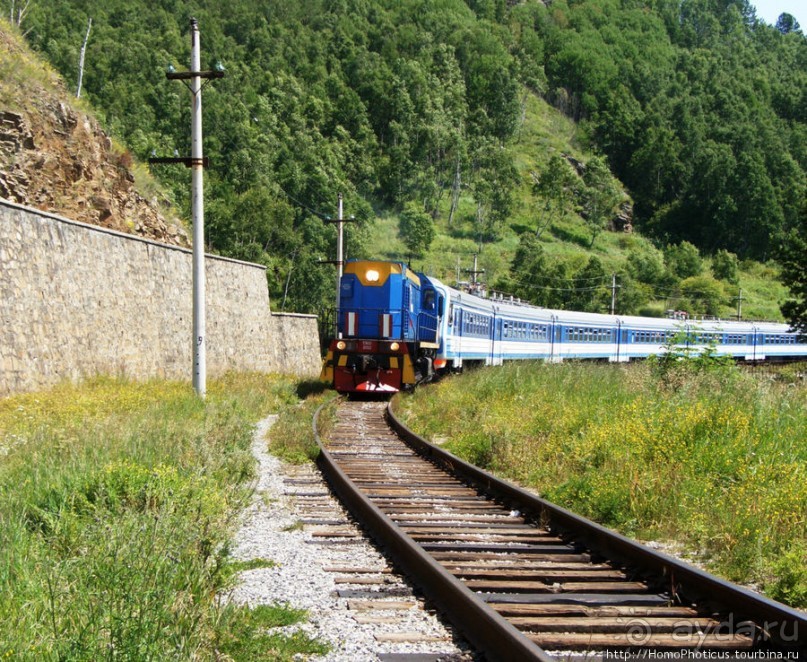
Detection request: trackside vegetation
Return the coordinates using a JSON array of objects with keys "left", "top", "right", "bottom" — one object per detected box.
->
[
  {"left": 267, "top": 386, "right": 336, "bottom": 464},
  {"left": 397, "top": 361, "right": 807, "bottom": 608},
  {"left": 0, "top": 374, "right": 329, "bottom": 660}
]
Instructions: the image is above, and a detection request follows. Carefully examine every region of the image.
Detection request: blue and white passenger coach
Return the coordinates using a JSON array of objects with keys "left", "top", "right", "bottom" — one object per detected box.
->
[{"left": 321, "top": 259, "right": 807, "bottom": 393}]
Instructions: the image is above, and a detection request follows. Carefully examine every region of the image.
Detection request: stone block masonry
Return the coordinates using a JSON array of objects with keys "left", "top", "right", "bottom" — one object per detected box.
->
[{"left": 0, "top": 199, "right": 322, "bottom": 396}]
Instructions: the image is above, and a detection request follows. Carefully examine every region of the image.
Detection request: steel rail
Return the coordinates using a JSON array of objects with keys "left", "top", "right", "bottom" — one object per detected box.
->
[
  {"left": 313, "top": 400, "right": 555, "bottom": 662},
  {"left": 387, "top": 396, "right": 807, "bottom": 652}
]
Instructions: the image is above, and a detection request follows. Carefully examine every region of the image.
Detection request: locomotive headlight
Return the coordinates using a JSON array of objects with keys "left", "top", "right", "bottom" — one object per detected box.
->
[
  {"left": 389, "top": 342, "right": 400, "bottom": 351},
  {"left": 365, "top": 269, "right": 380, "bottom": 282},
  {"left": 336, "top": 340, "right": 346, "bottom": 350}
]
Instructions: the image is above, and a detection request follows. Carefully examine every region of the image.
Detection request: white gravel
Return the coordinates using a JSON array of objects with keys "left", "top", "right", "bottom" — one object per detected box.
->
[{"left": 222, "top": 415, "right": 473, "bottom": 661}]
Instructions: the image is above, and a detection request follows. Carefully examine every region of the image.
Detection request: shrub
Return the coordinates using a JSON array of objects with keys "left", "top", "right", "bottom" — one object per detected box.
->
[
  {"left": 665, "top": 241, "right": 703, "bottom": 279},
  {"left": 628, "top": 248, "right": 666, "bottom": 286},
  {"left": 679, "top": 275, "right": 725, "bottom": 316},
  {"left": 712, "top": 249, "right": 739, "bottom": 284},
  {"left": 398, "top": 202, "right": 435, "bottom": 257},
  {"left": 765, "top": 545, "right": 807, "bottom": 607}
]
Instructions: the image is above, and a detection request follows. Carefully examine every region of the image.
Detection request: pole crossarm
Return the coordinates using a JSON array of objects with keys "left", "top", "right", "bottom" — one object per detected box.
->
[
  {"left": 148, "top": 156, "right": 210, "bottom": 168},
  {"left": 166, "top": 70, "right": 225, "bottom": 81}
]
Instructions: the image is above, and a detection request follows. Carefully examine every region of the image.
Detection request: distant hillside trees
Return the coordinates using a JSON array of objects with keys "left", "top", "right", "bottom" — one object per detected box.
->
[
  {"left": 776, "top": 13, "right": 801, "bottom": 35},
  {"left": 502, "top": 232, "right": 737, "bottom": 317},
  {"left": 780, "top": 225, "right": 807, "bottom": 334},
  {"left": 24, "top": 0, "right": 529, "bottom": 313},
  {"left": 539, "top": 0, "right": 807, "bottom": 260},
  {"left": 19, "top": 0, "right": 807, "bottom": 314},
  {"left": 469, "top": 138, "right": 521, "bottom": 241}
]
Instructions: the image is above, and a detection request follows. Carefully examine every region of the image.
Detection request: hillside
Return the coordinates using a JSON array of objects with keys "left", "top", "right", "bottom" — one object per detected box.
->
[
  {"left": 372, "top": 91, "right": 792, "bottom": 322},
  {"left": 9, "top": 1, "right": 806, "bottom": 319},
  {"left": 0, "top": 22, "right": 187, "bottom": 246}
]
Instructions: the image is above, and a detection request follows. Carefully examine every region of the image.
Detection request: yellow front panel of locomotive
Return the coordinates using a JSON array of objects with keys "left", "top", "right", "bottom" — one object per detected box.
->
[{"left": 344, "top": 261, "right": 421, "bottom": 287}]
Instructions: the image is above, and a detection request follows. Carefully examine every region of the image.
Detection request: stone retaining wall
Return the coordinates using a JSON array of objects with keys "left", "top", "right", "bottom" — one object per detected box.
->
[{"left": 0, "top": 200, "right": 322, "bottom": 395}]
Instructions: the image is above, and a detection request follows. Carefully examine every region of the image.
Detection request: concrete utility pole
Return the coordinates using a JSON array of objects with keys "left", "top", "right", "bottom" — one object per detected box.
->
[
  {"left": 318, "top": 195, "right": 355, "bottom": 338},
  {"left": 188, "top": 19, "right": 206, "bottom": 397},
  {"left": 463, "top": 253, "right": 485, "bottom": 294},
  {"left": 335, "top": 193, "right": 344, "bottom": 338},
  {"left": 610, "top": 273, "right": 617, "bottom": 315},
  {"left": 735, "top": 288, "right": 744, "bottom": 321},
  {"left": 152, "top": 18, "right": 224, "bottom": 398}
]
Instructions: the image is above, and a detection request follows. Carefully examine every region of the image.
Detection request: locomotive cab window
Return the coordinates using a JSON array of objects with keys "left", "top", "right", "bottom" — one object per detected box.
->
[{"left": 423, "top": 290, "right": 436, "bottom": 311}]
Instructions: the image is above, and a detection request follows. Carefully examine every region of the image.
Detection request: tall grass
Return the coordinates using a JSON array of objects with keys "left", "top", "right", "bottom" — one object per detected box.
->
[
  {"left": 0, "top": 374, "right": 327, "bottom": 659},
  {"left": 268, "top": 387, "right": 337, "bottom": 464},
  {"left": 398, "top": 361, "right": 807, "bottom": 607}
]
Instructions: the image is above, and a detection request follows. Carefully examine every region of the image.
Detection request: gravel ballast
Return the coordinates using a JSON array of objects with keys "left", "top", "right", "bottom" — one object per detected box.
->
[{"left": 224, "top": 415, "right": 473, "bottom": 661}]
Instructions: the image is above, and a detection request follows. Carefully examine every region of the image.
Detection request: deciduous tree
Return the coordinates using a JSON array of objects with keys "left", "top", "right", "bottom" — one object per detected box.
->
[{"left": 780, "top": 225, "right": 807, "bottom": 335}]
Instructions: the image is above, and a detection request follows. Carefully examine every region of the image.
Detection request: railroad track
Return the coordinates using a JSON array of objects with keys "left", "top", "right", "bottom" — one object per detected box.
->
[{"left": 314, "top": 399, "right": 807, "bottom": 661}]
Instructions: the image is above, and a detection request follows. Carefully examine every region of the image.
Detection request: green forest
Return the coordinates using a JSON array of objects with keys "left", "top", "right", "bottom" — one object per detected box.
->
[{"left": 12, "top": 0, "right": 807, "bottom": 321}]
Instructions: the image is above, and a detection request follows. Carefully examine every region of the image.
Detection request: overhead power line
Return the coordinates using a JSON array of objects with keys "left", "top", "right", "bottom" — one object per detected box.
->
[{"left": 276, "top": 185, "right": 336, "bottom": 220}]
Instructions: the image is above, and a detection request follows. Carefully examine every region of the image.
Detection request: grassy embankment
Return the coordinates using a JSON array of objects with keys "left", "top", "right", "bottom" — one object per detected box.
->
[
  {"left": 397, "top": 360, "right": 807, "bottom": 608},
  {"left": 0, "top": 374, "right": 329, "bottom": 660}
]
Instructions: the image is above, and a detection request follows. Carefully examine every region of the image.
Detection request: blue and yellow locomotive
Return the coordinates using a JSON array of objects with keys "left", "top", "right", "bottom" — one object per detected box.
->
[
  {"left": 321, "top": 259, "right": 807, "bottom": 394},
  {"left": 321, "top": 260, "right": 446, "bottom": 392}
]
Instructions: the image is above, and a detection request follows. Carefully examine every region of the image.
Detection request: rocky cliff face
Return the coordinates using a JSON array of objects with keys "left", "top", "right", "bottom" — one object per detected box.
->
[{"left": 0, "top": 24, "right": 188, "bottom": 247}]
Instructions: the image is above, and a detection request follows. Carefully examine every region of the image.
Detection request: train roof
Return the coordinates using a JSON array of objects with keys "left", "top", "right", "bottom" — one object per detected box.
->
[{"left": 424, "top": 274, "right": 793, "bottom": 333}]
